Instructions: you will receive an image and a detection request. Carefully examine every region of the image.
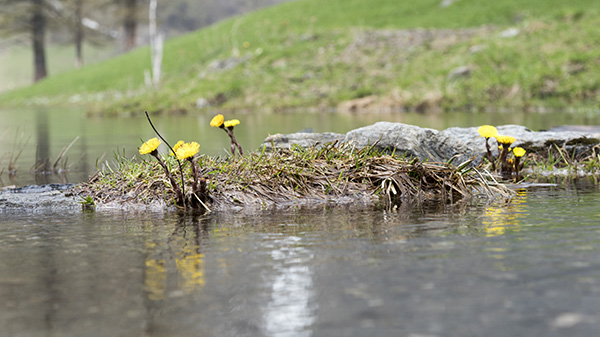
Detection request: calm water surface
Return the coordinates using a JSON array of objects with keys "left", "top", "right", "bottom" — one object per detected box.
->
[
  {"left": 2, "top": 108, "right": 600, "bottom": 187},
  {"left": 2, "top": 184, "right": 600, "bottom": 337}
]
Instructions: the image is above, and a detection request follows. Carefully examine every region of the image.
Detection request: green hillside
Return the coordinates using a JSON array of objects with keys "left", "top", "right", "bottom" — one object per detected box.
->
[{"left": 1, "top": 0, "right": 599, "bottom": 114}]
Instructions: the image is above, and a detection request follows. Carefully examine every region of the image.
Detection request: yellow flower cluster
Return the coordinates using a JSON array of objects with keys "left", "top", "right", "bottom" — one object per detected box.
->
[
  {"left": 140, "top": 138, "right": 200, "bottom": 160},
  {"left": 210, "top": 114, "right": 241, "bottom": 129},
  {"left": 139, "top": 137, "right": 161, "bottom": 155},
  {"left": 478, "top": 125, "right": 528, "bottom": 175}
]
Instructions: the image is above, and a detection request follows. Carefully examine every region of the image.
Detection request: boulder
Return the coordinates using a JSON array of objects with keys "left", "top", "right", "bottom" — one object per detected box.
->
[{"left": 344, "top": 122, "right": 473, "bottom": 163}]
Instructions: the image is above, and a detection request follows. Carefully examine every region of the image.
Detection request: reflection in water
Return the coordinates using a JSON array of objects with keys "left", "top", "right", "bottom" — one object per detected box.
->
[
  {"left": 144, "top": 242, "right": 167, "bottom": 301},
  {"left": 483, "top": 189, "right": 527, "bottom": 237},
  {"left": 143, "top": 216, "right": 206, "bottom": 301},
  {"left": 34, "top": 109, "right": 51, "bottom": 184},
  {"left": 263, "top": 235, "right": 316, "bottom": 337},
  {"left": 175, "top": 250, "right": 205, "bottom": 294}
]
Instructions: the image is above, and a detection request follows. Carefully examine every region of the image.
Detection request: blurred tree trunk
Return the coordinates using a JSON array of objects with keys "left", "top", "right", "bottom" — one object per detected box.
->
[
  {"left": 74, "top": 0, "right": 83, "bottom": 68},
  {"left": 123, "top": 0, "right": 137, "bottom": 51},
  {"left": 31, "top": 0, "right": 47, "bottom": 82}
]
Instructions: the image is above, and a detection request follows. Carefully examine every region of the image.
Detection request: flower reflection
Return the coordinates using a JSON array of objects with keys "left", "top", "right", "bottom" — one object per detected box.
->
[
  {"left": 482, "top": 189, "right": 527, "bottom": 237},
  {"left": 176, "top": 248, "right": 205, "bottom": 293},
  {"left": 143, "top": 225, "right": 206, "bottom": 301},
  {"left": 145, "top": 258, "right": 166, "bottom": 300}
]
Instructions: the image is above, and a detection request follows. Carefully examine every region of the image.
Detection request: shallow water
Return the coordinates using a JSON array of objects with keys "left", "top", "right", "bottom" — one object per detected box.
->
[
  {"left": 2, "top": 184, "right": 600, "bottom": 337},
  {"left": 2, "top": 107, "right": 600, "bottom": 187}
]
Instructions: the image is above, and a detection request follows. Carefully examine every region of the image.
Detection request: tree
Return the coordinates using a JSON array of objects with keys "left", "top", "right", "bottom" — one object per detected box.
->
[
  {"left": 73, "top": 0, "right": 83, "bottom": 67},
  {"left": 123, "top": 0, "right": 138, "bottom": 51},
  {"left": 0, "top": 0, "right": 50, "bottom": 82},
  {"left": 56, "top": 0, "right": 119, "bottom": 68},
  {"left": 148, "top": 0, "right": 163, "bottom": 85},
  {"left": 31, "top": 0, "right": 48, "bottom": 81}
]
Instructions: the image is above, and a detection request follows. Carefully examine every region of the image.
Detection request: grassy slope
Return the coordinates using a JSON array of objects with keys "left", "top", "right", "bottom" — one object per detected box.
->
[
  {"left": 0, "top": 43, "right": 115, "bottom": 92},
  {"left": 0, "top": 0, "right": 598, "bottom": 114}
]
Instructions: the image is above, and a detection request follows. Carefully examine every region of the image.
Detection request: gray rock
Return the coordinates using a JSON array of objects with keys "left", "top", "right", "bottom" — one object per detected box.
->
[
  {"left": 447, "top": 66, "right": 472, "bottom": 81},
  {"left": 499, "top": 27, "right": 520, "bottom": 38},
  {"left": 260, "top": 132, "right": 345, "bottom": 151},
  {"left": 259, "top": 122, "right": 600, "bottom": 164},
  {"left": 0, "top": 187, "right": 81, "bottom": 213},
  {"left": 442, "top": 124, "right": 599, "bottom": 158},
  {"left": 195, "top": 97, "right": 210, "bottom": 109},
  {"left": 344, "top": 122, "right": 473, "bottom": 163},
  {"left": 440, "top": 0, "right": 456, "bottom": 8},
  {"left": 548, "top": 125, "right": 600, "bottom": 139}
]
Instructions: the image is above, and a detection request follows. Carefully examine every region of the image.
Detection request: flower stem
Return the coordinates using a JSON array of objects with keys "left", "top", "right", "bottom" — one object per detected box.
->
[
  {"left": 225, "top": 128, "right": 243, "bottom": 156},
  {"left": 499, "top": 145, "right": 510, "bottom": 175},
  {"left": 145, "top": 111, "right": 186, "bottom": 206},
  {"left": 485, "top": 138, "right": 496, "bottom": 171},
  {"left": 188, "top": 157, "right": 200, "bottom": 193},
  {"left": 152, "top": 153, "right": 184, "bottom": 206}
]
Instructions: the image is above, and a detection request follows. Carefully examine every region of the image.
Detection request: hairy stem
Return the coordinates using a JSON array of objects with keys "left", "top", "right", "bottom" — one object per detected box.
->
[
  {"left": 145, "top": 110, "right": 186, "bottom": 206},
  {"left": 152, "top": 153, "right": 184, "bottom": 206}
]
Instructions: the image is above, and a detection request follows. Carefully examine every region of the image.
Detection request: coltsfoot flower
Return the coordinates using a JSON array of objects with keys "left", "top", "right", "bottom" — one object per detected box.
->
[
  {"left": 210, "top": 114, "right": 224, "bottom": 128},
  {"left": 170, "top": 140, "right": 184, "bottom": 156},
  {"left": 224, "top": 119, "right": 240, "bottom": 128},
  {"left": 139, "top": 137, "right": 161, "bottom": 155},
  {"left": 176, "top": 142, "right": 200, "bottom": 160},
  {"left": 478, "top": 125, "right": 498, "bottom": 139},
  {"left": 512, "top": 147, "right": 526, "bottom": 157},
  {"left": 495, "top": 135, "right": 516, "bottom": 146}
]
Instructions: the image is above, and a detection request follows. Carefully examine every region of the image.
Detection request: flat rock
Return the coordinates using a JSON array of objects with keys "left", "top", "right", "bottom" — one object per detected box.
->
[
  {"left": 442, "top": 124, "right": 599, "bottom": 158},
  {"left": 260, "top": 122, "right": 600, "bottom": 164},
  {"left": 260, "top": 132, "right": 345, "bottom": 151},
  {"left": 0, "top": 184, "right": 81, "bottom": 213}
]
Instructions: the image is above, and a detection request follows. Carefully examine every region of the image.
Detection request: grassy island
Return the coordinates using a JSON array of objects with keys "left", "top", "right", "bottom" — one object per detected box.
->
[{"left": 75, "top": 141, "right": 512, "bottom": 212}]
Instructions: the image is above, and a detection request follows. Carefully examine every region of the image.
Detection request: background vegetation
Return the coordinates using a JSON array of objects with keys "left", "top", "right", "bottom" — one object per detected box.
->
[{"left": 0, "top": 0, "right": 598, "bottom": 115}]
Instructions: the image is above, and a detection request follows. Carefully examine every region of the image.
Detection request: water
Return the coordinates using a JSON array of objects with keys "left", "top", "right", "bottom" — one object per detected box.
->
[
  {"left": 2, "top": 184, "right": 600, "bottom": 337},
  {"left": 3, "top": 108, "right": 600, "bottom": 336},
  {"left": 2, "top": 108, "right": 600, "bottom": 187}
]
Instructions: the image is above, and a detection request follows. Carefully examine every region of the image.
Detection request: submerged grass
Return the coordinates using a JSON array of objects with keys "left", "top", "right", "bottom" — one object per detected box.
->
[{"left": 75, "top": 142, "right": 511, "bottom": 211}]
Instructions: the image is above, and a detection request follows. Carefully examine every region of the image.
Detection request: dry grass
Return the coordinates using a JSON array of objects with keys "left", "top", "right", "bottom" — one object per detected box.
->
[{"left": 76, "top": 142, "right": 512, "bottom": 211}]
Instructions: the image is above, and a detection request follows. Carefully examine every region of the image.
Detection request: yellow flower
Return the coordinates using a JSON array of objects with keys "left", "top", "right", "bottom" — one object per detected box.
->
[
  {"left": 210, "top": 114, "right": 224, "bottom": 127},
  {"left": 224, "top": 119, "right": 240, "bottom": 128},
  {"left": 513, "top": 147, "right": 526, "bottom": 157},
  {"left": 176, "top": 142, "right": 200, "bottom": 160},
  {"left": 495, "top": 135, "right": 516, "bottom": 146},
  {"left": 477, "top": 125, "right": 498, "bottom": 139},
  {"left": 170, "top": 140, "right": 184, "bottom": 156},
  {"left": 139, "top": 137, "right": 161, "bottom": 155}
]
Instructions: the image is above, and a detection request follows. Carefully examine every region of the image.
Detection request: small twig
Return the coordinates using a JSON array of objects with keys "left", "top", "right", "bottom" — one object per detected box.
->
[{"left": 192, "top": 193, "right": 211, "bottom": 213}]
